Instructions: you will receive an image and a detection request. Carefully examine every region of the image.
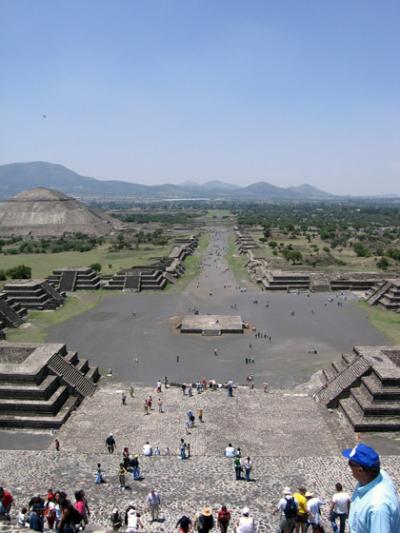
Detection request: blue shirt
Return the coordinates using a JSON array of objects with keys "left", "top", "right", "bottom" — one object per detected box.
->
[{"left": 349, "top": 469, "right": 400, "bottom": 533}]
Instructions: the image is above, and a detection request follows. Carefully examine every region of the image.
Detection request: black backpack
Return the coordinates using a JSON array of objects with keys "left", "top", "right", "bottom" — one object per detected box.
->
[{"left": 284, "top": 498, "right": 297, "bottom": 518}]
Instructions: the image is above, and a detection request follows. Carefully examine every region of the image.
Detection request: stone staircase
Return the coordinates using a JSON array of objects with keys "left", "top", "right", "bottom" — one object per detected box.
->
[
  {"left": 262, "top": 270, "right": 310, "bottom": 291},
  {"left": 0, "top": 293, "right": 26, "bottom": 328},
  {"left": 47, "top": 353, "right": 97, "bottom": 396},
  {"left": 59, "top": 270, "right": 77, "bottom": 292},
  {"left": 316, "top": 346, "right": 400, "bottom": 432},
  {"left": 366, "top": 280, "right": 393, "bottom": 306},
  {"left": 4, "top": 280, "right": 64, "bottom": 310}
]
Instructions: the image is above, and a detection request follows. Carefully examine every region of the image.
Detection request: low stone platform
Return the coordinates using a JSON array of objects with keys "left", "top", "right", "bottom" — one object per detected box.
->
[{"left": 180, "top": 315, "right": 244, "bottom": 334}]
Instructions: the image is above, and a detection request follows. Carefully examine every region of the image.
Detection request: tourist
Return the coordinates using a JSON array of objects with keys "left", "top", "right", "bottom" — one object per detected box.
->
[
  {"left": 146, "top": 490, "right": 161, "bottom": 522},
  {"left": 263, "top": 382, "right": 269, "bottom": 393},
  {"left": 126, "top": 508, "right": 143, "bottom": 532},
  {"left": 58, "top": 499, "right": 82, "bottom": 533},
  {"left": 176, "top": 514, "right": 192, "bottom": 533},
  {"left": 225, "top": 444, "right": 236, "bottom": 458},
  {"left": 292, "top": 487, "right": 308, "bottom": 533},
  {"left": 55, "top": 439, "right": 60, "bottom": 452},
  {"left": 305, "top": 491, "right": 324, "bottom": 531},
  {"left": 53, "top": 491, "right": 64, "bottom": 530},
  {"left": 243, "top": 456, "right": 252, "bottom": 481},
  {"left": 105, "top": 433, "right": 116, "bottom": 453},
  {"left": 0, "top": 486, "right": 13, "bottom": 519},
  {"left": 29, "top": 497, "right": 44, "bottom": 532},
  {"left": 74, "top": 490, "right": 85, "bottom": 527},
  {"left": 214, "top": 348, "right": 218, "bottom": 356},
  {"left": 80, "top": 490, "right": 90, "bottom": 527},
  {"left": 156, "top": 380, "right": 162, "bottom": 393},
  {"left": 235, "top": 507, "right": 256, "bottom": 533},
  {"left": 118, "top": 463, "right": 128, "bottom": 490},
  {"left": 144, "top": 399, "right": 149, "bottom": 415},
  {"left": 95, "top": 463, "right": 106, "bottom": 484},
  {"left": 158, "top": 398, "right": 163, "bottom": 413},
  {"left": 147, "top": 395, "right": 153, "bottom": 410},
  {"left": 234, "top": 456, "right": 242, "bottom": 480},
  {"left": 181, "top": 383, "right": 186, "bottom": 395},
  {"left": 227, "top": 382, "right": 233, "bottom": 397},
  {"left": 121, "top": 392, "right": 127, "bottom": 405},
  {"left": 195, "top": 507, "right": 214, "bottom": 533},
  {"left": 130, "top": 454, "right": 141, "bottom": 480},
  {"left": 275, "top": 487, "right": 298, "bottom": 533},
  {"left": 164, "top": 376, "right": 169, "bottom": 388},
  {"left": 236, "top": 447, "right": 242, "bottom": 458},
  {"left": 328, "top": 482, "right": 350, "bottom": 533},
  {"left": 179, "top": 438, "right": 187, "bottom": 460},
  {"left": 342, "top": 442, "right": 400, "bottom": 531},
  {"left": 143, "top": 441, "right": 152, "bottom": 456},
  {"left": 198, "top": 408, "right": 204, "bottom": 423},
  {"left": 154, "top": 446, "right": 161, "bottom": 455},
  {"left": 18, "top": 506, "right": 29, "bottom": 528},
  {"left": 217, "top": 505, "right": 231, "bottom": 533},
  {"left": 110, "top": 508, "right": 122, "bottom": 531}
]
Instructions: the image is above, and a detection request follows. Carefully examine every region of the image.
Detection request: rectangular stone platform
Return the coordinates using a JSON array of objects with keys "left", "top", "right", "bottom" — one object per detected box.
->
[{"left": 180, "top": 315, "right": 243, "bottom": 334}]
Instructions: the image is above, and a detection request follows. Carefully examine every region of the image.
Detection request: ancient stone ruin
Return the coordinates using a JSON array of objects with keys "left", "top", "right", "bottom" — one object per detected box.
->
[
  {"left": 0, "top": 341, "right": 99, "bottom": 428},
  {"left": 179, "top": 315, "right": 244, "bottom": 335},
  {"left": 315, "top": 345, "right": 400, "bottom": 432},
  {"left": 366, "top": 279, "right": 400, "bottom": 312},
  {"left": 0, "top": 187, "right": 122, "bottom": 237},
  {"left": 3, "top": 279, "right": 64, "bottom": 310},
  {"left": 47, "top": 267, "right": 101, "bottom": 292}
]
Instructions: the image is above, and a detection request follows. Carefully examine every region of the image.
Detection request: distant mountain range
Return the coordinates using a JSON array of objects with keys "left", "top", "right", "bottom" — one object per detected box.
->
[{"left": 0, "top": 161, "right": 336, "bottom": 200}]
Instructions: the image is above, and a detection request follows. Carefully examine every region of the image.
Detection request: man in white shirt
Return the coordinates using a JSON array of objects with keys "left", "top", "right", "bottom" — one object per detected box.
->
[
  {"left": 275, "top": 487, "right": 298, "bottom": 533},
  {"left": 142, "top": 441, "right": 152, "bottom": 456},
  {"left": 306, "top": 492, "right": 324, "bottom": 531},
  {"left": 224, "top": 444, "right": 236, "bottom": 458},
  {"left": 329, "top": 482, "right": 350, "bottom": 533}
]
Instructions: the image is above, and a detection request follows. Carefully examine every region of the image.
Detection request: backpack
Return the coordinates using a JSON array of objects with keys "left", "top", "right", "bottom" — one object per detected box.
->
[
  {"left": 284, "top": 498, "right": 297, "bottom": 519},
  {"left": 68, "top": 505, "right": 83, "bottom": 524}
]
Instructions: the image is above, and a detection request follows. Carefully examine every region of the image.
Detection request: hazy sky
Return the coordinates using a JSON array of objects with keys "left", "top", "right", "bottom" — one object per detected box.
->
[{"left": 1, "top": 1, "right": 399, "bottom": 195}]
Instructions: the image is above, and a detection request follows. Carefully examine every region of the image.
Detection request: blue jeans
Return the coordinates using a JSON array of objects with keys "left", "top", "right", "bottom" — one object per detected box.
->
[
  {"left": 245, "top": 468, "right": 250, "bottom": 481},
  {"left": 0, "top": 502, "right": 12, "bottom": 516},
  {"left": 330, "top": 512, "right": 347, "bottom": 533},
  {"left": 132, "top": 466, "right": 140, "bottom": 480}
]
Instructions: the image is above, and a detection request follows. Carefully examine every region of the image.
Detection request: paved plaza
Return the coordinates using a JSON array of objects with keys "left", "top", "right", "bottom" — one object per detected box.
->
[{"left": 48, "top": 229, "right": 387, "bottom": 388}]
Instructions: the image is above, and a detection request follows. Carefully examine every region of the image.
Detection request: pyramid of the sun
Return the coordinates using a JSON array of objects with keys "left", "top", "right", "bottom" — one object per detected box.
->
[{"left": 0, "top": 187, "right": 120, "bottom": 237}]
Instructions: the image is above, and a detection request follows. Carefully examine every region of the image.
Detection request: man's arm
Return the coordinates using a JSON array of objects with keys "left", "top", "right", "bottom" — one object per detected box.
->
[{"left": 368, "top": 503, "right": 394, "bottom": 533}]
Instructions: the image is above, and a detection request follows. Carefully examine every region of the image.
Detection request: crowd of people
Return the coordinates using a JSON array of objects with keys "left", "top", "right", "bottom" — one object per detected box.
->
[{"left": 1, "top": 443, "right": 399, "bottom": 532}]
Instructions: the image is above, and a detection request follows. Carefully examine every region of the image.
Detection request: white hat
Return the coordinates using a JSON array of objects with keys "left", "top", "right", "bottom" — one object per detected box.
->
[
  {"left": 241, "top": 507, "right": 250, "bottom": 516},
  {"left": 305, "top": 491, "right": 314, "bottom": 498},
  {"left": 283, "top": 487, "right": 292, "bottom": 495}
]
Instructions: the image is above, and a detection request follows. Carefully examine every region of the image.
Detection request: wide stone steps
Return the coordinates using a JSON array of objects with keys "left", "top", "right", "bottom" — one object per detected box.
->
[
  {"left": 0, "top": 395, "right": 80, "bottom": 428},
  {"left": 0, "top": 374, "right": 60, "bottom": 400},
  {"left": 0, "top": 385, "right": 68, "bottom": 415},
  {"left": 339, "top": 396, "right": 400, "bottom": 432},
  {"left": 351, "top": 386, "right": 400, "bottom": 415},
  {"left": 361, "top": 373, "right": 400, "bottom": 400},
  {"left": 47, "top": 353, "right": 96, "bottom": 397}
]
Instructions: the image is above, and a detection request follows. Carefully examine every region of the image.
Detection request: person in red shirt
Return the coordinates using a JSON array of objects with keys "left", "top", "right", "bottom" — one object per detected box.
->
[{"left": 0, "top": 487, "right": 13, "bottom": 518}]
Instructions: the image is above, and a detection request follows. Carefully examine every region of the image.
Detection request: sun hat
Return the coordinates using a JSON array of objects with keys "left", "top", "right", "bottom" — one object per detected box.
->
[
  {"left": 241, "top": 507, "right": 250, "bottom": 516},
  {"left": 305, "top": 492, "right": 314, "bottom": 498},
  {"left": 283, "top": 487, "right": 292, "bottom": 495},
  {"left": 342, "top": 443, "right": 380, "bottom": 468},
  {"left": 202, "top": 507, "right": 212, "bottom": 516}
]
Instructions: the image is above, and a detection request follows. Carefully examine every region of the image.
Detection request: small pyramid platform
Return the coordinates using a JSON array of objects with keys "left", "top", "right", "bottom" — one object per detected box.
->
[
  {"left": 3, "top": 279, "right": 64, "bottom": 310},
  {"left": 0, "top": 341, "right": 99, "bottom": 429},
  {"left": 315, "top": 346, "right": 400, "bottom": 432},
  {"left": 47, "top": 267, "right": 101, "bottom": 292}
]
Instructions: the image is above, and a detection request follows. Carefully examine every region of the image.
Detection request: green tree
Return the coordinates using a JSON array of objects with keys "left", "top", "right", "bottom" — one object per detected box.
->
[
  {"left": 89, "top": 263, "right": 102, "bottom": 272},
  {"left": 6, "top": 265, "right": 31, "bottom": 279}
]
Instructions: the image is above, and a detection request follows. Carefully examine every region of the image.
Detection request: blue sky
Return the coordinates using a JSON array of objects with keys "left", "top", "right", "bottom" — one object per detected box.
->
[{"left": 0, "top": 0, "right": 399, "bottom": 194}]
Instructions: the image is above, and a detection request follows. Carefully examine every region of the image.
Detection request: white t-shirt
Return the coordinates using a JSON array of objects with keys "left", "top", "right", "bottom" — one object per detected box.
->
[
  {"left": 332, "top": 492, "right": 350, "bottom": 514},
  {"left": 127, "top": 510, "right": 140, "bottom": 530},
  {"left": 307, "top": 497, "right": 323, "bottom": 525},
  {"left": 143, "top": 444, "right": 152, "bottom": 456},
  {"left": 225, "top": 446, "right": 236, "bottom": 458},
  {"left": 237, "top": 516, "right": 256, "bottom": 533}
]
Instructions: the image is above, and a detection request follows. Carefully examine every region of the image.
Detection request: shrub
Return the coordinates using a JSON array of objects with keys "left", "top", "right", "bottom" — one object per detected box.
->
[
  {"left": 6, "top": 265, "right": 31, "bottom": 279},
  {"left": 377, "top": 257, "right": 389, "bottom": 270},
  {"left": 90, "top": 263, "right": 102, "bottom": 272}
]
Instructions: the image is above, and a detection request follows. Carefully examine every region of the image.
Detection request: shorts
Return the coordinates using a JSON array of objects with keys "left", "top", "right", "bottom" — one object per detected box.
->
[{"left": 295, "top": 515, "right": 308, "bottom": 523}]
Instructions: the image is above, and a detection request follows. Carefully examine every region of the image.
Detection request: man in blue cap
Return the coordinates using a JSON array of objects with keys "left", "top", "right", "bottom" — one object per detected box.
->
[{"left": 342, "top": 442, "right": 400, "bottom": 532}]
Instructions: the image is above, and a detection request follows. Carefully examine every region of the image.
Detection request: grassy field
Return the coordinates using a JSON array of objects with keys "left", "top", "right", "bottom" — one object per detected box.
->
[
  {"left": 355, "top": 301, "right": 400, "bottom": 344},
  {"left": 226, "top": 234, "right": 252, "bottom": 285},
  {"left": 0, "top": 243, "right": 172, "bottom": 279},
  {"left": 5, "top": 291, "right": 108, "bottom": 343}
]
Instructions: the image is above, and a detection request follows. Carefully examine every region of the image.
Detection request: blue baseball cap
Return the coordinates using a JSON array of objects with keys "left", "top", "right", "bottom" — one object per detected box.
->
[{"left": 342, "top": 443, "right": 380, "bottom": 468}]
